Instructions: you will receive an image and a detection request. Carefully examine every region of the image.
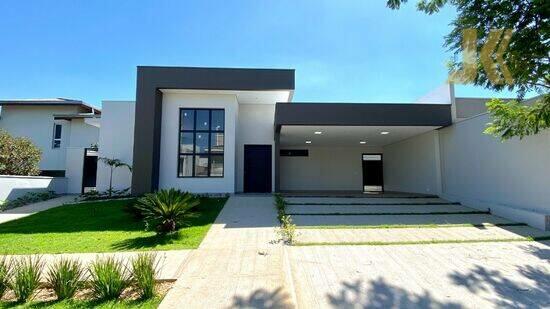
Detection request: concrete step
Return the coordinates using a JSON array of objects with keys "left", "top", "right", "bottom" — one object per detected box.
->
[
  {"left": 285, "top": 197, "right": 452, "bottom": 205},
  {"left": 287, "top": 204, "right": 480, "bottom": 215},
  {"left": 291, "top": 213, "right": 514, "bottom": 227},
  {"left": 294, "top": 225, "right": 550, "bottom": 245}
]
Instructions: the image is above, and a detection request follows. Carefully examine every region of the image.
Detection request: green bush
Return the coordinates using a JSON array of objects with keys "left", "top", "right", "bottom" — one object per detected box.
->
[
  {"left": 89, "top": 257, "right": 130, "bottom": 300},
  {"left": 277, "top": 215, "right": 296, "bottom": 245},
  {"left": 2, "top": 191, "right": 58, "bottom": 211},
  {"left": 10, "top": 256, "right": 43, "bottom": 302},
  {"left": 0, "top": 129, "right": 41, "bottom": 176},
  {"left": 46, "top": 258, "right": 85, "bottom": 300},
  {"left": 131, "top": 253, "right": 158, "bottom": 299},
  {"left": 0, "top": 256, "right": 11, "bottom": 299},
  {"left": 274, "top": 194, "right": 287, "bottom": 222},
  {"left": 134, "top": 189, "right": 200, "bottom": 235}
]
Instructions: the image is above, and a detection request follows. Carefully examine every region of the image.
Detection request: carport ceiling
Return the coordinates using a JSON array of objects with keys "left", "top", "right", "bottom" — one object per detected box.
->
[{"left": 279, "top": 125, "right": 439, "bottom": 146}]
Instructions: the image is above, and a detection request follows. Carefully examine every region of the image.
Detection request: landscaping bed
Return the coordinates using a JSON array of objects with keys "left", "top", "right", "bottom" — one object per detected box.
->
[{"left": 0, "top": 197, "right": 227, "bottom": 254}]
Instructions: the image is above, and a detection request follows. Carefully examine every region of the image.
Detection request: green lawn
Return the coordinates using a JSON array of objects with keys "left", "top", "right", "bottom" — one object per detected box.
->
[
  {"left": 0, "top": 298, "right": 160, "bottom": 309},
  {"left": 0, "top": 197, "right": 227, "bottom": 254}
]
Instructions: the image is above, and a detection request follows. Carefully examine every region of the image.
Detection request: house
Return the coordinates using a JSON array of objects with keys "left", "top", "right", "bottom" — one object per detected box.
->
[
  {"left": 0, "top": 98, "right": 101, "bottom": 195},
  {"left": 97, "top": 66, "right": 549, "bottom": 231}
]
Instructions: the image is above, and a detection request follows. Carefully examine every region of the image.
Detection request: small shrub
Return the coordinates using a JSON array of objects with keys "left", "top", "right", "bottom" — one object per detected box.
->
[
  {"left": 278, "top": 215, "right": 296, "bottom": 245},
  {"left": 274, "top": 194, "right": 287, "bottom": 222},
  {"left": 0, "top": 256, "right": 12, "bottom": 299},
  {"left": 131, "top": 253, "right": 158, "bottom": 299},
  {"left": 89, "top": 257, "right": 129, "bottom": 300},
  {"left": 134, "top": 189, "right": 200, "bottom": 235},
  {"left": 11, "top": 256, "right": 43, "bottom": 302},
  {"left": 46, "top": 258, "right": 85, "bottom": 300},
  {"left": 0, "top": 129, "right": 41, "bottom": 176},
  {"left": 2, "top": 191, "right": 58, "bottom": 210}
]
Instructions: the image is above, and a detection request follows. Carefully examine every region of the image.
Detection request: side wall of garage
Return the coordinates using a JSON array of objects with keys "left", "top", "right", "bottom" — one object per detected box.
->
[
  {"left": 383, "top": 130, "right": 441, "bottom": 195},
  {"left": 439, "top": 113, "right": 550, "bottom": 230},
  {"left": 280, "top": 145, "right": 382, "bottom": 191}
]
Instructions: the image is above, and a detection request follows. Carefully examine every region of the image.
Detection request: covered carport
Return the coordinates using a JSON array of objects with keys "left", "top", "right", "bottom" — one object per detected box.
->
[{"left": 274, "top": 102, "right": 453, "bottom": 194}]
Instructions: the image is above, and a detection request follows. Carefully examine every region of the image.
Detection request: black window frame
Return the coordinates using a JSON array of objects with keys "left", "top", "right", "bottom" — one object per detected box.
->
[
  {"left": 177, "top": 108, "right": 225, "bottom": 178},
  {"left": 52, "top": 123, "right": 62, "bottom": 149}
]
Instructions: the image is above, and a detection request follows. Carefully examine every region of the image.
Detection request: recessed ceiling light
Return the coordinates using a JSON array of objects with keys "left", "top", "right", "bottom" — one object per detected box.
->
[
  {"left": 305, "top": 140, "right": 312, "bottom": 144},
  {"left": 314, "top": 131, "right": 323, "bottom": 135},
  {"left": 359, "top": 141, "right": 367, "bottom": 144},
  {"left": 380, "top": 131, "right": 390, "bottom": 135}
]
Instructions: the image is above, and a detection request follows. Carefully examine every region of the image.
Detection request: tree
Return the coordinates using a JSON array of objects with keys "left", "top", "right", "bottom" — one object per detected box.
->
[
  {"left": 98, "top": 157, "right": 132, "bottom": 197},
  {"left": 386, "top": 0, "right": 549, "bottom": 140},
  {"left": 0, "top": 129, "right": 41, "bottom": 176}
]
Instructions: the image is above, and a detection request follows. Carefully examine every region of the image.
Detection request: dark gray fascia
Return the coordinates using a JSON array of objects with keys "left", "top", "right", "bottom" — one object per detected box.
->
[
  {"left": 131, "top": 66, "right": 295, "bottom": 195},
  {"left": 275, "top": 102, "right": 452, "bottom": 132}
]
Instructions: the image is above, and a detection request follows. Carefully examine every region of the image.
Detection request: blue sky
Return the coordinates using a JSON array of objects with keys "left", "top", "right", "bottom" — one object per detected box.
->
[{"left": 0, "top": 0, "right": 519, "bottom": 108}]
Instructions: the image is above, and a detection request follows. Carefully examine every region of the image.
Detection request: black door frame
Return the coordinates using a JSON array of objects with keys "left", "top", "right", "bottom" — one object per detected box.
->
[
  {"left": 244, "top": 144, "right": 272, "bottom": 193},
  {"left": 81, "top": 148, "right": 99, "bottom": 194},
  {"left": 362, "top": 153, "right": 384, "bottom": 192}
]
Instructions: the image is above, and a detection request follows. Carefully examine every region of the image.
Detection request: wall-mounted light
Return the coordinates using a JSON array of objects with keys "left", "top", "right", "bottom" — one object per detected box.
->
[
  {"left": 380, "top": 131, "right": 390, "bottom": 135},
  {"left": 314, "top": 131, "right": 323, "bottom": 135},
  {"left": 305, "top": 140, "right": 312, "bottom": 144},
  {"left": 359, "top": 141, "right": 367, "bottom": 144}
]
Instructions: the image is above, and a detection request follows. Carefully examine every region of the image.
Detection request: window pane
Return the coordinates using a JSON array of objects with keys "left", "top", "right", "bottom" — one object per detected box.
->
[
  {"left": 181, "top": 109, "right": 194, "bottom": 130},
  {"left": 210, "top": 155, "right": 224, "bottom": 177},
  {"left": 211, "top": 110, "right": 224, "bottom": 131},
  {"left": 210, "top": 133, "right": 224, "bottom": 153},
  {"left": 54, "top": 124, "right": 62, "bottom": 139},
  {"left": 53, "top": 140, "right": 61, "bottom": 148},
  {"left": 179, "top": 132, "right": 194, "bottom": 153},
  {"left": 195, "top": 133, "right": 209, "bottom": 153},
  {"left": 196, "top": 110, "right": 209, "bottom": 130},
  {"left": 194, "top": 155, "right": 209, "bottom": 177},
  {"left": 178, "top": 155, "right": 193, "bottom": 177}
]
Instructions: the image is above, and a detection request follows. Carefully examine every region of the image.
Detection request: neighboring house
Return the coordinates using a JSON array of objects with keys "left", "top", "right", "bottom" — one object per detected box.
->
[
  {"left": 0, "top": 98, "right": 101, "bottom": 194},
  {"left": 98, "top": 66, "right": 549, "bottom": 231}
]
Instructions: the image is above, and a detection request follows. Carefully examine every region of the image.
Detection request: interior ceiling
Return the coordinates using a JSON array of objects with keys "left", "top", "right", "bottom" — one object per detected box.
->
[
  {"left": 280, "top": 125, "right": 439, "bottom": 147},
  {"left": 160, "top": 89, "right": 293, "bottom": 104}
]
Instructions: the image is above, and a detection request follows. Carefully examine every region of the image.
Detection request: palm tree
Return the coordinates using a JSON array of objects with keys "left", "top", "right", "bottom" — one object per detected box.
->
[{"left": 98, "top": 157, "right": 132, "bottom": 197}]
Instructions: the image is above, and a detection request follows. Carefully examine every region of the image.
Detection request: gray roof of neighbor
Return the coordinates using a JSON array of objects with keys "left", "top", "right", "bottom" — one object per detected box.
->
[{"left": 0, "top": 98, "right": 101, "bottom": 114}]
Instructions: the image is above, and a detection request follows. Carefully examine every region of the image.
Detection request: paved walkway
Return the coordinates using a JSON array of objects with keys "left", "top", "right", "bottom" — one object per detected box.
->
[
  {"left": 4, "top": 250, "right": 192, "bottom": 282},
  {"left": 0, "top": 195, "right": 78, "bottom": 224},
  {"left": 288, "top": 241, "right": 550, "bottom": 308},
  {"left": 160, "top": 195, "right": 295, "bottom": 309}
]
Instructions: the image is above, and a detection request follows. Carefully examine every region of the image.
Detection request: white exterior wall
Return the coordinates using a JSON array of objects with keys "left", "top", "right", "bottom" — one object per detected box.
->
[
  {"left": 0, "top": 175, "right": 67, "bottom": 201},
  {"left": 0, "top": 105, "right": 80, "bottom": 171},
  {"left": 383, "top": 130, "right": 441, "bottom": 195},
  {"left": 280, "top": 146, "right": 382, "bottom": 191},
  {"left": 65, "top": 147, "right": 84, "bottom": 194},
  {"left": 159, "top": 93, "right": 237, "bottom": 193},
  {"left": 68, "top": 118, "right": 100, "bottom": 149},
  {"left": 439, "top": 113, "right": 550, "bottom": 229},
  {"left": 235, "top": 104, "right": 276, "bottom": 192},
  {"left": 96, "top": 101, "right": 135, "bottom": 192}
]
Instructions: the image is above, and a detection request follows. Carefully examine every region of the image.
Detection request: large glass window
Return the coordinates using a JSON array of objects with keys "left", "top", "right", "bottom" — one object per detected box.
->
[{"left": 178, "top": 108, "right": 225, "bottom": 177}]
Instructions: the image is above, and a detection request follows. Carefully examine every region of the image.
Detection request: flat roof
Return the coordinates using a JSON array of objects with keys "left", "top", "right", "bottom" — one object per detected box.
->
[
  {"left": 275, "top": 102, "right": 452, "bottom": 131},
  {"left": 0, "top": 98, "right": 101, "bottom": 114}
]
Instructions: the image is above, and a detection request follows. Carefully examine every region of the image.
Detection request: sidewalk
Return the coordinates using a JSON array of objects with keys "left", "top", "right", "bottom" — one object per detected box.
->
[
  {"left": 160, "top": 195, "right": 295, "bottom": 309},
  {"left": 0, "top": 195, "right": 78, "bottom": 224}
]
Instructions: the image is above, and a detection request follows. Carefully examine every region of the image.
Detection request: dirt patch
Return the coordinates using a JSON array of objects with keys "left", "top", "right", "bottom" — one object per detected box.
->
[{"left": 0, "top": 281, "right": 174, "bottom": 303}]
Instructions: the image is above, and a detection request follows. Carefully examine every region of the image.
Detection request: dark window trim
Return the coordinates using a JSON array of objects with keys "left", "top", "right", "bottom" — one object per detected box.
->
[
  {"left": 177, "top": 108, "right": 225, "bottom": 178},
  {"left": 280, "top": 149, "right": 309, "bottom": 157},
  {"left": 52, "top": 123, "right": 62, "bottom": 149}
]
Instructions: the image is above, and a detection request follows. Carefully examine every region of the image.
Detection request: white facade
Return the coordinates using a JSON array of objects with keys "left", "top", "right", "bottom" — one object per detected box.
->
[
  {"left": 159, "top": 92, "right": 238, "bottom": 193},
  {"left": 0, "top": 175, "right": 67, "bottom": 201},
  {"left": 96, "top": 101, "right": 135, "bottom": 192},
  {"left": 0, "top": 104, "right": 100, "bottom": 195}
]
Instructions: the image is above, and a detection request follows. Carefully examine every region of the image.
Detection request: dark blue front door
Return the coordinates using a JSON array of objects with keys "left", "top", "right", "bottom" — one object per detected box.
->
[{"left": 244, "top": 145, "right": 272, "bottom": 193}]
